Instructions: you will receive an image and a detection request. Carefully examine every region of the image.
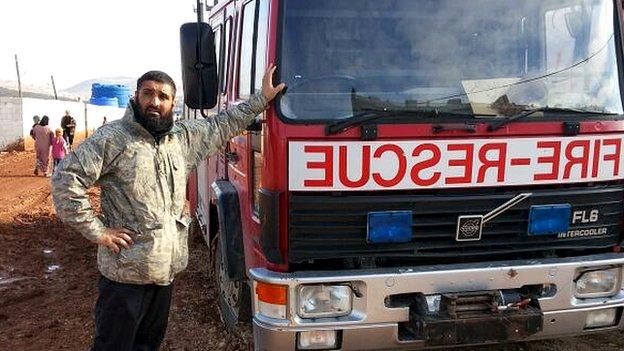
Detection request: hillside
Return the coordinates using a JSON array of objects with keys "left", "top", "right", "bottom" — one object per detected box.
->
[
  {"left": 0, "top": 80, "right": 78, "bottom": 101},
  {"left": 63, "top": 77, "right": 136, "bottom": 99}
]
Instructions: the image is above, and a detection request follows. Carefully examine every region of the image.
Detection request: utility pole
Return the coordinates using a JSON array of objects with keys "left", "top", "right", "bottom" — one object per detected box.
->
[
  {"left": 50, "top": 75, "right": 58, "bottom": 100},
  {"left": 84, "top": 101, "right": 88, "bottom": 139},
  {"left": 14, "top": 54, "right": 22, "bottom": 98}
]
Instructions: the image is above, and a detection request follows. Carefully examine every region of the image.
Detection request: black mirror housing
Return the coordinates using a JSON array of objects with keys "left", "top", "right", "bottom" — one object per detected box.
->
[{"left": 180, "top": 22, "right": 218, "bottom": 109}]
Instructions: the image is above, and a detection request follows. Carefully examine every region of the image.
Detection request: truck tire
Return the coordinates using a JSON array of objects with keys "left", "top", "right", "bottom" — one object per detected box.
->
[{"left": 212, "top": 235, "right": 252, "bottom": 333}]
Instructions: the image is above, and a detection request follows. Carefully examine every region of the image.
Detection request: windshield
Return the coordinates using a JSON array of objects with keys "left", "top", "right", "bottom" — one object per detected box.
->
[{"left": 278, "top": 0, "right": 623, "bottom": 121}]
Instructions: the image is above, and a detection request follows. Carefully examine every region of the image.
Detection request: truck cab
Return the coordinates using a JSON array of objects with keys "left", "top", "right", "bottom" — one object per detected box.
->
[{"left": 183, "top": 0, "right": 624, "bottom": 349}]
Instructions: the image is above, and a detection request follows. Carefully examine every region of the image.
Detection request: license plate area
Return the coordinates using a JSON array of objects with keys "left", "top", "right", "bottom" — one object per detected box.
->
[{"left": 397, "top": 290, "right": 543, "bottom": 346}]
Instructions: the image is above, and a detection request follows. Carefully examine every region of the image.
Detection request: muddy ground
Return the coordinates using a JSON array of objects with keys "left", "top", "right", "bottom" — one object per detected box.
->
[{"left": 1, "top": 149, "right": 623, "bottom": 351}]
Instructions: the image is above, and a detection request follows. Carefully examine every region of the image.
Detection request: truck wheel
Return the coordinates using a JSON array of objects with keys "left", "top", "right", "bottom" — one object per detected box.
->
[{"left": 213, "top": 236, "right": 252, "bottom": 333}]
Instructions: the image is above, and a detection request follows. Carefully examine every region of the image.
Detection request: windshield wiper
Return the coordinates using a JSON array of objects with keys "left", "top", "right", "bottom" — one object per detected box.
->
[
  {"left": 487, "top": 106, "right": 618, "bottom": 132},
  {"left": 325, "top": 109, "right": 388, "bottom": 136},
  {"left": 325, "top": 107, "right": 473, "bottom": 136}
]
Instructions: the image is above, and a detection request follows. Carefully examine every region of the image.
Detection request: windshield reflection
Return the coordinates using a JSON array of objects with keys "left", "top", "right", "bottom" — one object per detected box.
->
[{"left": 278, "top": 0, "right": 623, "bottom": 121}]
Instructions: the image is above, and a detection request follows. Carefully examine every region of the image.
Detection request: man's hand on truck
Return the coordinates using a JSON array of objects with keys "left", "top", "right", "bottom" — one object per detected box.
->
[{"left": 262, "top": 64, "right": 286, "bottom": 102}]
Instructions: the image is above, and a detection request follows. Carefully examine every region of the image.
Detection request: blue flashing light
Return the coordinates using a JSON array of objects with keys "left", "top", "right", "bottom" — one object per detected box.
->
[
  {"left": 528, "top": 204, "right": 571, "bottom": 236},
  {"left": 367, "top": 211, "right": 413, "bottom": 243}
]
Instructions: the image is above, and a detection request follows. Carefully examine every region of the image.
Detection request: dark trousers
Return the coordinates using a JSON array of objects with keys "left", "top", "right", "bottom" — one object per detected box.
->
[
  {"left": 92, "top": 276, "right": 173, "bottom": 351},
  {"left": 63, "top": 131, "right": 74, "bottom": 148}
]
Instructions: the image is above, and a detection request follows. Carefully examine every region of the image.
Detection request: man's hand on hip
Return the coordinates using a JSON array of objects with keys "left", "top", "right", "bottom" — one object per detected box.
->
[
  {"left": 95, "top": 228, "right": 135, "bottom": 254},
  {"left": 262, "top": 64, "right": 286, "bottom": 102}
]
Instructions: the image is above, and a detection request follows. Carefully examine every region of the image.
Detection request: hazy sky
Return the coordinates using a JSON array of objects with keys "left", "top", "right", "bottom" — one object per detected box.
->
[{"left": 0, "top": 0, "right": 198, "bottom": 89}]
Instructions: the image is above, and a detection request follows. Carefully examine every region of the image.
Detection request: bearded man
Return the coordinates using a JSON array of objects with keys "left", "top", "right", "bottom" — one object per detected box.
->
[{"left": 52, "top": 67, "right": 285, "bottom": 351}]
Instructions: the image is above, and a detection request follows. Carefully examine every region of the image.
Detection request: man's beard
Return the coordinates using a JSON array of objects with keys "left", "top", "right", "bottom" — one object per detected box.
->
[{"left": 132, "top": 98, "right": 174, "bottom": 137}]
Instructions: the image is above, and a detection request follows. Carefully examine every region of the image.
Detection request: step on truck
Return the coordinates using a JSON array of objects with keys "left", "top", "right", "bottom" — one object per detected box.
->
[{"left": 179, "top": 0, "right": 624, "bottom": 349}]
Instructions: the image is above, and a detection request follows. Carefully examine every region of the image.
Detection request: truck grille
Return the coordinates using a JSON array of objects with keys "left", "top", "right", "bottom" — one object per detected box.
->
[{"left": 288, "top": 184, "right": 623, "bottom": 263}]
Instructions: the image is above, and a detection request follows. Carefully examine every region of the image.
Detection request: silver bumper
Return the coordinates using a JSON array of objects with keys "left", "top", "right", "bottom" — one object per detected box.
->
[{"left": 249, "top": 253, "right": 624, "bottom": 351}]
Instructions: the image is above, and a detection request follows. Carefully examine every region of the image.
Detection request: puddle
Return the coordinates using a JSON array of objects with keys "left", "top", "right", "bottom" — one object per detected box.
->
[
  {"left": 43, "top": 249, "right": 53, "bottom": 255},
  {"left": 45, "top": 264, "right": 61, "bottom": 273},
  {"left": 0, "top": 266, "right": 15, "bottom": 281}
]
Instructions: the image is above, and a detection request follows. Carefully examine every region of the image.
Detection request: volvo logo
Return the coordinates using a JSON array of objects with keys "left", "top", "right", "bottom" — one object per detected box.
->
[
  {"left": 456, "top": 193, "right": 533, "bottom": 242},
  {"left": 456, "top": 215, "right": 483, "bottom": 241},
  {"left": 460, "top": 219, "right": 481, "bottom": 235}
]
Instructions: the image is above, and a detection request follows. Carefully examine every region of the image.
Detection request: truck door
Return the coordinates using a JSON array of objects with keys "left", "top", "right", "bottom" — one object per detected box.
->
[
  {"left": 233, "top": 0, "right": 270, "bottom": 267},
  {"left": 223, "top": 0, "right": 254, "bottom": 253}
]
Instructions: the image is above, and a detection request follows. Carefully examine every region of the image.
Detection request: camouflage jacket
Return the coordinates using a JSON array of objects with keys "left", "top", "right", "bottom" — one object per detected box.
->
[{"left": 52, "top": 94, "right": 267, "bottom": 285}]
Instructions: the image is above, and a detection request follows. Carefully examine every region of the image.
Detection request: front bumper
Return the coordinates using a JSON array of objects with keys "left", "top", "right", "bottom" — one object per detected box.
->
[{"left": 249, "top": 253, "right": 624, "bottom": 350}]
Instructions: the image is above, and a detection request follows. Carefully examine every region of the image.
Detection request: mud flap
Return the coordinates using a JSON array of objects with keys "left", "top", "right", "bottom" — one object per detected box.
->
[{"left": 212, "top": 180, "right": 244, "bottom": 281}]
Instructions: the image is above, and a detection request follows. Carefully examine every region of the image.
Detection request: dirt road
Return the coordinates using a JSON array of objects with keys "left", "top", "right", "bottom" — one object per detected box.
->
[{"left": 0, "top": 149, "right": 623, "bottom": 351}]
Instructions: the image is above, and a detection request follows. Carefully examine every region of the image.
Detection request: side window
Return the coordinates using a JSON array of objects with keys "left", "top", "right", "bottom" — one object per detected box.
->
[
  {"left": 214, "top": 25, "right": 222, "bottom": 76},
  {"left": 205, "top": 24, "right": 223, "bottom": 117},
  {"left": 254, "top": 0, "right": 269, "bottom": 93},
  {"left": 221, "top": 18, "right": 232, "bottom": 93},
  {"left": 238, "top": 0, "right": 257, "bottom": 98}
]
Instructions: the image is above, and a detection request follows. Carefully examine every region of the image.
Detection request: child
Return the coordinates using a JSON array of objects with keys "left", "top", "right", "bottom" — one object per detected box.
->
[{"left": 51, "top": 128, "right": 69, "bottom": 172}]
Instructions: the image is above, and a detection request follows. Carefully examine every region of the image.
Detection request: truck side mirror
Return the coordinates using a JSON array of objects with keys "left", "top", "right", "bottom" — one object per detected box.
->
[{"left": 180, "top": 22, "right": 218, "bottom": 110}]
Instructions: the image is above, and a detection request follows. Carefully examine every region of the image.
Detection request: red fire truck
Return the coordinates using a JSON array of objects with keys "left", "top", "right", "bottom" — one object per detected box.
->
[{"left": 180, "top": 0, "right": 624, "bottom": 349}]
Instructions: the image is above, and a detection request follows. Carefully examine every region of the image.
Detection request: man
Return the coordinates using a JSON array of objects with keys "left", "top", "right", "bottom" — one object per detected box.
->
[
  {"left": 52, "top": 66, "right": 285, "bottom": 350},
  {"left": 60, "top": 110, "right": 76, "bottom": 150}
]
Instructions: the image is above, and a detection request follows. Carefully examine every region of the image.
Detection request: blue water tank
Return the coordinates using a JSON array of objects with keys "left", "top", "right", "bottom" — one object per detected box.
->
[
  {"left": 90, "top": 83, "right": 131, "bottom": 108},
  {"left": 89, "top": 97, "right": 119, "bottom": 106}
]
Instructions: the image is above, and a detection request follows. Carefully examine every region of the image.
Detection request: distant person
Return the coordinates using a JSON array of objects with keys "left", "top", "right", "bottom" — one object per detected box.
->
[
  {"left": 60, "top": 110, "right": 76, "bottom": 150},
  {"left": 52, "top": 67, "right": 285, "bottom": 351},
  {"left": 101, "top": 116, "right": 107, "bottom": 126},
  {"left": 51, "top": 128, "right": 69, "bottom": 172},
  {"left": 32, "top": 115, "right": 53, "bottom": 176},
  {"left": 29, "top": 115, "right": 40, "bottom": 139}
]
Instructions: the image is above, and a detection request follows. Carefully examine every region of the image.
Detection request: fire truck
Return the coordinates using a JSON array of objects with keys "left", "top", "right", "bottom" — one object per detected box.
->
[{"left": 180, "top": 0, "right": 624, "bottom": 349}]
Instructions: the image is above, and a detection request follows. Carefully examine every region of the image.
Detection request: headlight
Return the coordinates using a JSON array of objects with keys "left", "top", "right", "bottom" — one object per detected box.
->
[
  {"left": 298, "top": 285, "right": 352, "bottom": 318},
  {"left": 575, "top": 267, "right": 620, "bottom": 298}
]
